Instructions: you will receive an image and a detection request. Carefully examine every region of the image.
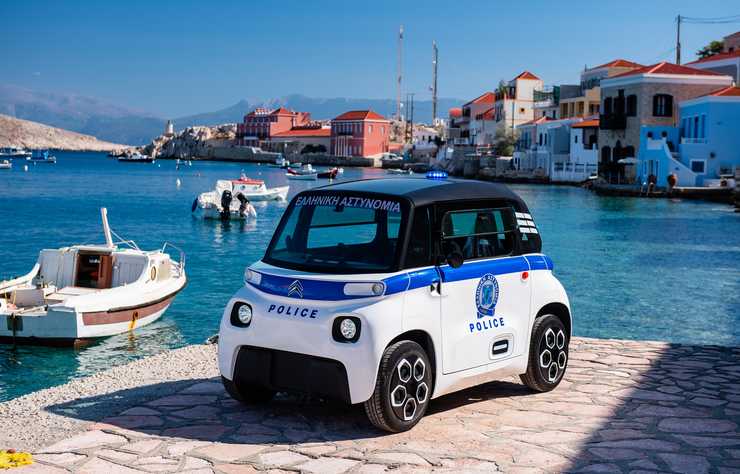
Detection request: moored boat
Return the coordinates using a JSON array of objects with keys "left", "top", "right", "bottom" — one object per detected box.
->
[
  {"left": 387, "top": 168, "right": 413, "bottom": 175},
  {"left": 267, "top": 155, "right": 290, "bottom": 168},
  {"left": 119, "top": 152, "right": 153, "bottom": 163},
  {"left": 286, "top": 164, "right": 318, "bottom": 180},
  {"left": 193, "top": 175, "right": 288, "bottom": 220},
  {"left": 0, "top": 160, "right": 11, "bottom": 170},
  {"left": 0, "top": 208, "right": 187, "bottom": 345},
  {"left": 28, "top": 150, "right": 56, "bottom": 163},
  {"left": 317, "top": 167, "right": 339, "bottom": 179},
  {"left": 0, "top": 147, "right": 31, "bottom": 159}
]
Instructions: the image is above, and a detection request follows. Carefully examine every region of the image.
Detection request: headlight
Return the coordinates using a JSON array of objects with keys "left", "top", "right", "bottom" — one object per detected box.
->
[
  {"left": 339, "top": 318, "right": 357, "bottom": 339},
  {"left": 332, "top": 316, "right": 361, "bottom": 343},
  {"left": 230, "top": 302, "right": 253, "bottom": 327},
  {"left": 244, "top": 268, "right": 261, "bottom": 286}
]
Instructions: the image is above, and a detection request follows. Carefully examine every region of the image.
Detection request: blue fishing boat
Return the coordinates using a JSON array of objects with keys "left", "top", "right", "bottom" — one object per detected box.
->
[{"left": 28, "top": 150, "right": 57, "bottom": 163}]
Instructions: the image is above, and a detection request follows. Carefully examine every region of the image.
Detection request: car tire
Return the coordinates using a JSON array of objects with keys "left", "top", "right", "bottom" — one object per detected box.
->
[
  {"left": 363, "top": 340, "right": 432, "bottom": 432},
  {"left": 520, "top": 314, "right": 569, "bottom": 392},
  {"left": 221, "top": 376, "right": 275, "bottom": 404}
]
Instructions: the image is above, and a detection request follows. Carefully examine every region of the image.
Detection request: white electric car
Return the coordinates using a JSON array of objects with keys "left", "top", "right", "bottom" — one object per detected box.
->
[{"left": 218, "top": 172, "right": 571, "bottom": 432}]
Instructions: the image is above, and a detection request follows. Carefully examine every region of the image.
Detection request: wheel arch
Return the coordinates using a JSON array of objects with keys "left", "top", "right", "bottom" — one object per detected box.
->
[
  {"left": 386, "top": 329, "right": 437, "bottom": 393},
  {"left": 536, "top": 302, "right": 571, "bottom": 338}
]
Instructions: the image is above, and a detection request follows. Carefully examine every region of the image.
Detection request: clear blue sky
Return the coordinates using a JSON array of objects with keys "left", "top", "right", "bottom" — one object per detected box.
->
[{"left": 2, "top": 0, "right": 738, "bottom": 117}]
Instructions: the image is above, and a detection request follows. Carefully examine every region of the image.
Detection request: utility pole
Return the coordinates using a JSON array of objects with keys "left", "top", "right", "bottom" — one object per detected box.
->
[
  {"left": 405, "top": 93, "right": 414, "bottom": 144},
  {"left": 431, "top": 41, "right": 438, "bottom": 124},
  {"left": 397, "top": 25, "right": 403, "bottom": 121},
  {"left": 676, "top": 15, "right": 682, "bottom": 65}
]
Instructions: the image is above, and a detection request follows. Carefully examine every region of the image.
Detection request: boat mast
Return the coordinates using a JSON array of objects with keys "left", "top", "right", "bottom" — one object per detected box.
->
[{"left": 101, "top": 207, "right": 114, "bottom": 248}]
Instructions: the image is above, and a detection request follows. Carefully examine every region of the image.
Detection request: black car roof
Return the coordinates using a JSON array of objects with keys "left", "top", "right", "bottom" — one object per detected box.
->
[{"left": 310, "top": 177, "right": 527, "bottom": 208}]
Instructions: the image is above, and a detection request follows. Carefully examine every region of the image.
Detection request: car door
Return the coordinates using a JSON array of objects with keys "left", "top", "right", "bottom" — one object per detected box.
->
[{"left": 437, "top": 204, "right": 531, "bottom": 374}]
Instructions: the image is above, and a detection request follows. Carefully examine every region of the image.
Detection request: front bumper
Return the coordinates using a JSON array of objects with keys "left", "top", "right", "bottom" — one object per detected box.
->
[
  {"left": 218, "top": 285, "right": 402, "bottom": 404},
  {"left": 232, "top": 345, "right": 351, "bottom": 403}
]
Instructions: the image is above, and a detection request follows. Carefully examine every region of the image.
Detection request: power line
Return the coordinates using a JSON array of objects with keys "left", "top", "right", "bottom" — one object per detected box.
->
[{"left": 681, "top": 14, "right": 740, "bottom": 24}]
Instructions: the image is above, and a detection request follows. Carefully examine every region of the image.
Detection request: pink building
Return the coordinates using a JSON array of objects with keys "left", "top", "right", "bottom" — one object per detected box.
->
[
  {"left": 330, "top": 110, "right": 390, "bottom": 157},
  {"left": 236, "top": 107, "right": 311, "bottom": 146}
]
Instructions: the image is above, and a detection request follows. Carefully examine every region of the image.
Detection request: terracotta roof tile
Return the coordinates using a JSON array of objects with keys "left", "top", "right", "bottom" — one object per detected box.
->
[
  {"left": 590, "top": 59, "right": 644, "bottom": 70},
  {"left": 686, "top": 49, "right": 740, "bottom": 64},
  {"left": 610, "top": 61, "right": 723, "bottom": 79},
  {"left": 514, "top": 71, "right": 541, "bottom": 81},
  {"left": 333, "top": 110, "right": 388, "bottom": 121},
  {"left": 572, "top": 119, "right": 599, "bottom": 128},
  {"left": 463, "top": 92, "right": 495, "bottom": 107}
]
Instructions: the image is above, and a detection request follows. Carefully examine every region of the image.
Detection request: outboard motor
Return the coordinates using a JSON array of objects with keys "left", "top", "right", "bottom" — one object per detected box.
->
[
  {"left": 236, "top": 193, "right": 249, "bottom": 217},
  {"left": 220, "top": 190, "right": 233, "bottom": 221}
]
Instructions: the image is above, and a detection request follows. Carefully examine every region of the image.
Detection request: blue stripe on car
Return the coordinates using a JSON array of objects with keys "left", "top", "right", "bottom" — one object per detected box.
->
[{"left": 250, "top": 254, "right": 551, "bottom": 300}]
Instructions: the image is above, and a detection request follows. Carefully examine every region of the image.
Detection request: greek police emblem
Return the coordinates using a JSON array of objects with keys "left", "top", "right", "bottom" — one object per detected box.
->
[{"left": 475, "top": 273, "right": 499, "bottom": 318}]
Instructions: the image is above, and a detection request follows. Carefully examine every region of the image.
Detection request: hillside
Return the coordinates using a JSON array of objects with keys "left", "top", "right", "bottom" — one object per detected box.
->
[
  {"left": 0, "top": 114, "right": 127, "bottom": 151},
  {"left": 0, "top": 84, "right": 464, "bottom": 145}
]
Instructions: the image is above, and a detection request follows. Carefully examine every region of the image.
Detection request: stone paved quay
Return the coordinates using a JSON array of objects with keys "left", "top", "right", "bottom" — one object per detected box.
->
[{"left": 6, "top": 337, "right": 740, "bottom": 473}]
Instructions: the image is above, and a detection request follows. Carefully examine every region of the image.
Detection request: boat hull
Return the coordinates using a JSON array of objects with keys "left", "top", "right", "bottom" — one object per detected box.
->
[{"left": 0, "top": 289, "right": 183, "bottom": 344}]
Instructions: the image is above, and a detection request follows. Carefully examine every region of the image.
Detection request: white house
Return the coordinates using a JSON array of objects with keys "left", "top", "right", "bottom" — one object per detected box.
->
[{"left": 494, "top": 71, "right": 544, "bottom": 131}]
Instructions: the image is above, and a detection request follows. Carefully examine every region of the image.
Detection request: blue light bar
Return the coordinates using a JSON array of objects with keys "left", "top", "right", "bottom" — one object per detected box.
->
[{"left": 426, "top": 170, "right": 448, "bottom": 180}]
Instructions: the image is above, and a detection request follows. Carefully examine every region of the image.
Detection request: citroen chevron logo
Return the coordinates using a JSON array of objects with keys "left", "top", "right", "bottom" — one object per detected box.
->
[{"left": 287, "top": 280, "right": 304, "bottom": 298}]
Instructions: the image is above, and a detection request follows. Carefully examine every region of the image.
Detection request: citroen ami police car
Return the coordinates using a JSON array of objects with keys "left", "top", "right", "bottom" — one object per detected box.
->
[{"left": 218, "top": 172, "right": 571, "bottom": 432}]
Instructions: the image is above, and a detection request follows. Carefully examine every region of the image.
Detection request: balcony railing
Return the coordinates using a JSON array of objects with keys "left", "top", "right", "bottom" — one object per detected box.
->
[{"left": 599, "top": 114, "right": 627, "bottom": 130}]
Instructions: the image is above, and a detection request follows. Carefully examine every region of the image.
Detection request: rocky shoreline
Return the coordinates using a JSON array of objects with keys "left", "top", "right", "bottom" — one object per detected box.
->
[{"left": 2, "top": 337, "right": 739, "bottom": 473}]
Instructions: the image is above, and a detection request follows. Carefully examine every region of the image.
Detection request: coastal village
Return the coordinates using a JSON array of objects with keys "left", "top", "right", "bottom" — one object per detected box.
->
[
  {"left": 136, "top": 29, "right": 740, "bottom": 205},
  {"left": 1, "top": 8, "right": 740, "bottom": 474}
]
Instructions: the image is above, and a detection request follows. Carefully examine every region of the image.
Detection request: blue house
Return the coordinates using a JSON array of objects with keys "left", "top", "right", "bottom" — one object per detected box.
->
[{"left": 638, "top": 86, "right": 740, "bottom": 187}]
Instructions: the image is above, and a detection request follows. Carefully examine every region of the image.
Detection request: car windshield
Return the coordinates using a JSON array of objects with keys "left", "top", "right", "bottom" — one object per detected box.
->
[{"left": 264, "top": 193, "right": 406, "bottom": 274}]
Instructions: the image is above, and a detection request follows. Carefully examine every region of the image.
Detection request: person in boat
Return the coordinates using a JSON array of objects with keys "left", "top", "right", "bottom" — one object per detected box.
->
[{"left": 236, "top": 193, "right": 257, "bottom": 219}]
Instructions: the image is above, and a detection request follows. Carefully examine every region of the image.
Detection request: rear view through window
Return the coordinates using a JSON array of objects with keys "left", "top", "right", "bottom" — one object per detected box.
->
[
  {"left": 441, "top": 208, "right": 516, "bottom": 260},
  {"left": 265, "top": 194, "right": 405, "bottom": 273}
]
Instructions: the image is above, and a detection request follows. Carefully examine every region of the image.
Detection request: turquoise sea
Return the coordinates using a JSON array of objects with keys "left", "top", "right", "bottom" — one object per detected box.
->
[{"left": 0, "top": 152, "right": 738, "bottom": 401}]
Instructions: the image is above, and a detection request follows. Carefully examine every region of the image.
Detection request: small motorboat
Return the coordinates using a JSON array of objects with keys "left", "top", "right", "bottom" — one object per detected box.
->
[
  {"left": 267, "top": 155, "right": 290, "bottom": 168},
  {"left": 193, "top": 175, "right": 288, "bottom": 220},
  {"left": 387, "top": 168, "right": 413, "bottom": 175},
  {"left": 28, "top": 150, "right": 56, "bottom": 163},
  {"left": 0, "top": 160, "right": 11, "bottom": 170},
  {"left": 0, "top": 147, "right": 31, "bottom": 159},
  {"left": 286, "top": 164, "right": 318, "bottom": 180},
  {"left": 317, "top": 167, "right": 339, "bottom": 179},
  {"left": 0, "top": 208, "right": 187, "bottom": 345},
  {"left": 119, "top": 152, "right": 153, "bottom": 163}
]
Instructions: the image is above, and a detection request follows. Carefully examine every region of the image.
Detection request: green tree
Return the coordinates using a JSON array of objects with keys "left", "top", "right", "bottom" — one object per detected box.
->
[
  {"left": 493, "top": 126, "right": 518, "bottom": 157},
  {"left": 696, "top": 40, "right": 724, "bottom": 59}
]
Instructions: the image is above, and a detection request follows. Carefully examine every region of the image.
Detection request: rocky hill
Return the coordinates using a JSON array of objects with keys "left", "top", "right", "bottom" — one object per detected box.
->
[
  {"left": 141, "top": 124, "right": 236, "bottom": 159},
  {"left": 0, "top": 114, "right": 127, "bottom": 151}
]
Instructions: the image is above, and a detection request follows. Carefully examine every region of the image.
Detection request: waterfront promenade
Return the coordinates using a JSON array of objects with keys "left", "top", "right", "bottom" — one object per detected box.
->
[{"left": 3, "top": 337, "right": 739, "bottom": 473}]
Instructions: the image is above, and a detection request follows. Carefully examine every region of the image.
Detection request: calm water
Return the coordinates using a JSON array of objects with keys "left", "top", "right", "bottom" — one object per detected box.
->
[{"left": 0, "top": 152, "right": 738, "bottom": 401}]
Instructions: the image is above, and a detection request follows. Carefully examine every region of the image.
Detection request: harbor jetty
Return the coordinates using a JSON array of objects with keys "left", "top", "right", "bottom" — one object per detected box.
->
[{"left": 3, "top": 337, "right": 738, "bottom": 473}]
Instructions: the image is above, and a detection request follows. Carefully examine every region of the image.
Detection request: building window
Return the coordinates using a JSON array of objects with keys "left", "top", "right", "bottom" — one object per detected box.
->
[
  {"left": 652, "top": 94, "right": 673, "bottom": 117},
  {"left": 603, "top": 97, "right": 613, "bottom": 115},
  {"left": 700, "top": 114, "right": 706, "bottom": 138},
  {"left": 690, "top": 160, "right": 705, "bottom": 174},
  {"left": 626, "top": 95, "right": 637, "bottom": 116},
  {"left": 369, "top": 125, "right": 373, "bottom": 133},
  {"left": 574, "top": 135, "right": 578, "bottom": 144}
]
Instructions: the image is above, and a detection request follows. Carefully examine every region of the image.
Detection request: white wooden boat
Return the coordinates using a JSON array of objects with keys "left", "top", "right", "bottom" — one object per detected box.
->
[
  {"left": 387, "top": 168, "right": 413, "bottom": 175},
  {"left": 0, "top": 147, "right": 31, "bottom": 159},
  {"left": 0, "top": 208, "right": 186, "bottom": 346},
  {"left": 0, "top": 160, "right": 11, "bottom": 170},
  {"left": 286, "top": 164, "right": 318, "bottom": 181}
]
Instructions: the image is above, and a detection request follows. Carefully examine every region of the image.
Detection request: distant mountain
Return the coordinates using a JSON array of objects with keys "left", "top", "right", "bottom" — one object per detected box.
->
[
  {"left": 0, "top": 114, "right": 126, "bottom": 151},
  {"left": 0, "top": 84, "right": 464, "bottom": 146},
  {"left": 0, "top": 84, "right": 162, "bottom": 146}
]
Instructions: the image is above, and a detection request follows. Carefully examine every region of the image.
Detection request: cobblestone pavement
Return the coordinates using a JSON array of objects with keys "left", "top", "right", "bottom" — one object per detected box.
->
[{"left": 15, "top": 338, "right": 740, "bottom": 473}]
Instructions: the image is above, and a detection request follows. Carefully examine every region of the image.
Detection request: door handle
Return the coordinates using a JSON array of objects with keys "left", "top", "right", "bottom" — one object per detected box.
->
[{"left": 430, "top": 279, "right": 441, "bottom": 294}]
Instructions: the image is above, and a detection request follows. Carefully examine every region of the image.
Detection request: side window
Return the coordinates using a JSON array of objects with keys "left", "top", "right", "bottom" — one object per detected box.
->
[
  {"left": 404, "top": 206, "right": 432, "bottom": 268},
  {"left": 441, "top": 208, "right": 516, "bottom": 260}
]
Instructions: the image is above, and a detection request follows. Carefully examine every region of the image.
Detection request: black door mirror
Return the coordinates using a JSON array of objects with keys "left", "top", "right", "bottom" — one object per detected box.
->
[{"left": 446, "top": 251, "right": 464, "bottom": 269}]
